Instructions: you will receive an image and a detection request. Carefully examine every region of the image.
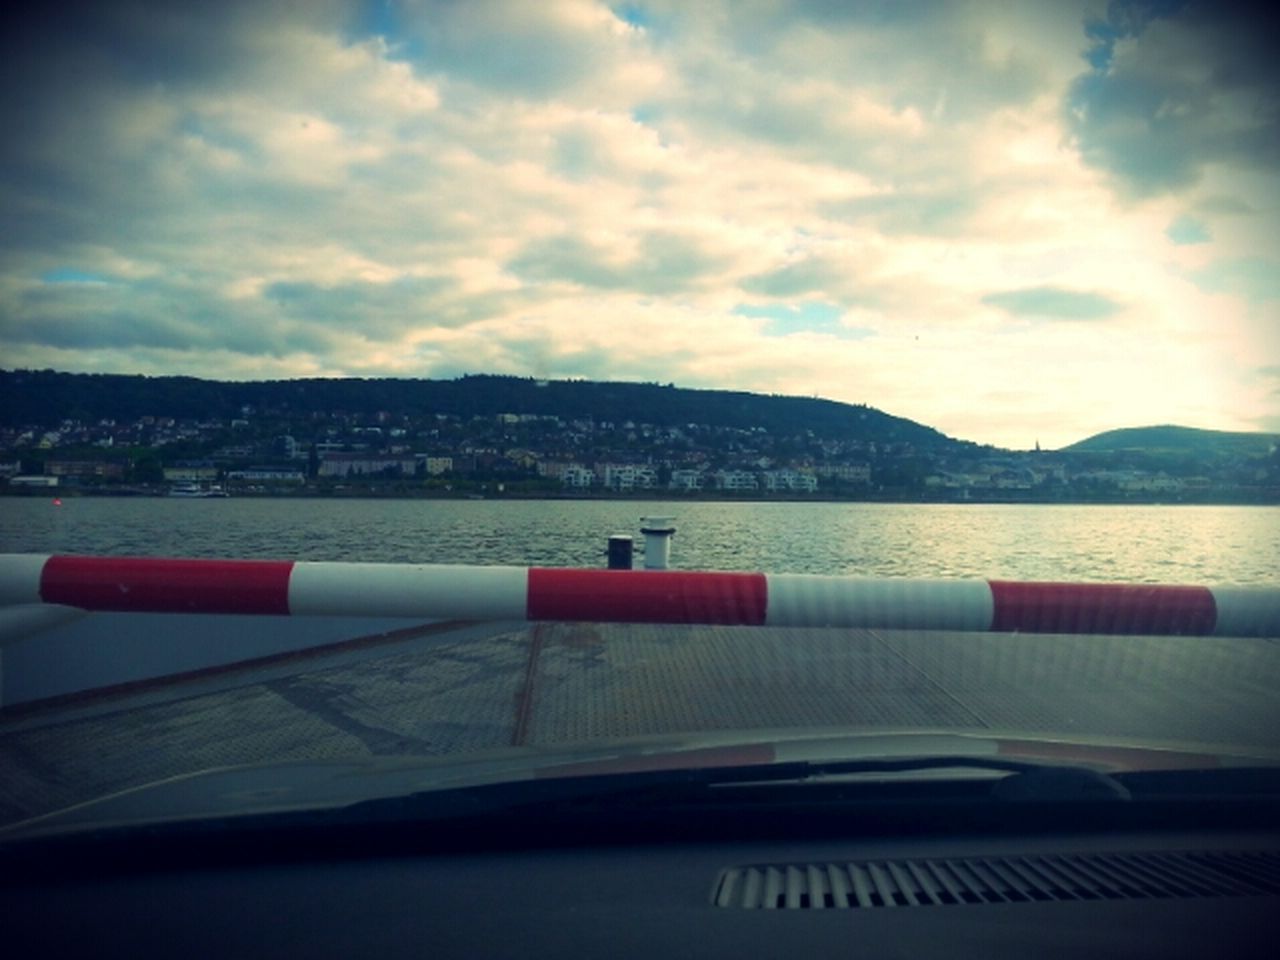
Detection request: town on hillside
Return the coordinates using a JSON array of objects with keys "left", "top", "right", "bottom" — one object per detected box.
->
[{"left": 2, "top": 387, "right": 1276, "bottom": 503}]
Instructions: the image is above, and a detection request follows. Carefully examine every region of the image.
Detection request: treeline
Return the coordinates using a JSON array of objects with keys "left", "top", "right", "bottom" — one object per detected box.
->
[
  {"left": 0, "top": 370, "right": 959, "bottom": 448},
  {"left": 1063, "top": 425, "right": 1277, "bottom": 461}
]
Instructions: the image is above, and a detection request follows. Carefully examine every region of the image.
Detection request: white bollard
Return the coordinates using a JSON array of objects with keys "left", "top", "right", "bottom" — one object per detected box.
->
[{"left": 639, "top": 516, "right": 676, "bottom": 570}]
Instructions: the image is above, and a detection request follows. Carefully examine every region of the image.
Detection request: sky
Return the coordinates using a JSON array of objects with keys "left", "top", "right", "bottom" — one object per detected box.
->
[{"left": 1, "top": 0, "right": 1277, "bottom": 450}]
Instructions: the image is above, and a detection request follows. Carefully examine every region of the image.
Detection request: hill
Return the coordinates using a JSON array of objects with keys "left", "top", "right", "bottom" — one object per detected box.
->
[
  {"left": 0, "top": 370, "right": 959, "bottom": 449},
  {"left": 1063, "top": 425, "right": 1277, "bottom": 459}
]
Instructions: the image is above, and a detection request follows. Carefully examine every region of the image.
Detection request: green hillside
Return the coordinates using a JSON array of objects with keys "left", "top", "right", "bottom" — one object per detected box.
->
[{"left": 1064, "top": 425, "right": 1277, "bottom": 458}]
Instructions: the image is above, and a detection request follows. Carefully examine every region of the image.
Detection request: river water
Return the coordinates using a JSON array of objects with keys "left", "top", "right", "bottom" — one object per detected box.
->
[{"left": 2, "top": 497, "right": 1276, "bottom": 584}]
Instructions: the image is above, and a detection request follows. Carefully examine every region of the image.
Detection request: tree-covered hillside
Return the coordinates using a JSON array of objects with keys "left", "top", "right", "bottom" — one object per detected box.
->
[
  {"left": 1064, "top": 425, "right": 1277, "bottom": 459},
  {"left": 0, "top": 370, "right": 958, "bottom": 448}
]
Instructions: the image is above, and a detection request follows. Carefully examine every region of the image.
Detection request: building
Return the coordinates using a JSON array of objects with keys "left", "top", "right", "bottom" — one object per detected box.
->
[
  {"left": 226, "top": 467, "right": 306, "bottom": 483},
  {"left": 43, "top": 460, "right": 126, "bottom": 480},
  {"left": 1120, "top": 474, "right": 1183, "bottom": 493},
  {"left": 669, "top": 469, "right": 704, "bottom": 491},
  {"left": 421, "top": 456, "right": 454, "bottom": 476},
  {"left": 8, "top": 475, "right": 59, "bottom": 487},
  {"left": 318, "top": 454, "right": 418, "bottom": 478},
  {"left": 762, "top": 469, "right": 818, "bottom": 493},
  {"left": 561, "top": 465, "right": 595, "bottom": 488},
  {"left": 163, "top": 462, "right": 219, "bottom": 483},
  {"left": 714, "top": 469, "right": 759, "bottom": 491},
  {"left": 504, "top": 448, "right": 541, "bottom": 470},
  {"left": 537, "top": 461, "right": 575, "bottom": 479},
  {"left": 814, "top": 462, "right": 871, "bottom": 483},
  {"left": 600, "top": 464, "right": 658, "bottom": 491}
]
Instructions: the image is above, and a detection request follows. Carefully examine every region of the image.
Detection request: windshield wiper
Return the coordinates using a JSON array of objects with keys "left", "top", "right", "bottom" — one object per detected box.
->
[
  {"left": 716, "top": 755, "right": 1133, "bottom": 801},
  {"left": 325, "top": 755, "right": 1132, "bottom": 827}
]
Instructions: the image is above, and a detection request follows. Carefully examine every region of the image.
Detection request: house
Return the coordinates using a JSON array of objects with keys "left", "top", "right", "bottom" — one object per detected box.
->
[
  {"left": 9, "top": 475, "right": 59, "bottom": 487},
  {"left": 814, "top": 463, "right": 871, "bottom": 483},
  {"left": 226, "top": 467, "right": 306, "bottom": 483},
  {"left": 1120, "top": 474, "right": 1183, "bottom": 493},
  {"left": 600, "top": 464, "right": 657, "bottom": 491},
  {"left": 762, "top": 469, "right": 818, "bottom": 493},
  {"left": 669, "top": 469, "right": 704, "bottom": 491},
  {"left": 421, "top": 456, "right": 454, "bottom": 476},
  {"left": 43, "top": 460, "right": 126, "bottom": 480},
  {"left": 714, "top": 469, "right": 759, "bottom": 491},
  {"left": 164, "top": 461, "right": 219, "bottom": 483},
  {"left": 561, "top": 465, "right": 595, "bottom": 488},
  {"left": 318, "top": 454, "right": 417, "bottom": 478}
]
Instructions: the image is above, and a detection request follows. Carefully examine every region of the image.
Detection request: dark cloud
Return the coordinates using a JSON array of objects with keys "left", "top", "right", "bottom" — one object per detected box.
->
[
  {"left": 982, "top": 286, "right": 1125, "bottom": 320},
  {"left": 1066, "top": 1, "right": 1280, "bottom": 196},
  {"left": 788, "top": 0, "right": 951, "bottom": 27},
  {"left": 741, "top": 259, "right": 845, "bottom": 299},
  {"left": 0, "top": 2, "right": 345, "bottom": 257},
  {"left": 3, "top": 275, "right": 338, "bottom": 357},
  {"left": 1194, "top": 195, "right": 1255, "bottom": 216},
  {"left": 393, "top": 0, "right": 635, "bottom": 96},
  {"left": 739, "top": 258, "right": 883, "bottom": 310},
  {"left": 507, "top": 232, "right": 727, "bottom": 294},
  {"left": 265, "top": 276, "right": 457, "bottom": 335}
]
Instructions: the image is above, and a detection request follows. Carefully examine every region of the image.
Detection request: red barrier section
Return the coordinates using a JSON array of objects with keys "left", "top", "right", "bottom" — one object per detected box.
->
[
  {"left": 526, "top": 568, "right": 768, "bottom": 625},
  {"left": 989, "top": 581, "right": 1217, "bottom": 635},
  {"left": 40, "top": 556, "right": 295, "bottom": 615}
]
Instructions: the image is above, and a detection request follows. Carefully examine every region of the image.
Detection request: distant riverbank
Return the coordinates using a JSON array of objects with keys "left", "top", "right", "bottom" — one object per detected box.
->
[{"left": 3, "top": 485, "right": 1276, "bottom": 506}]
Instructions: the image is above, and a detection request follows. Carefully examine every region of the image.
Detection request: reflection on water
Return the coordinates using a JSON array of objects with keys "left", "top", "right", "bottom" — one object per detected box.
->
[{"left": 1, "top": 498, "right": 1276, "bottom": 584}]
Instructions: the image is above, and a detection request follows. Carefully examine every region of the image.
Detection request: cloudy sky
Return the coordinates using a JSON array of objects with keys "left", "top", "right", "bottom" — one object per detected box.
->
[{"left": 1, "top": 1, "right": 1276, "bottom": 448}]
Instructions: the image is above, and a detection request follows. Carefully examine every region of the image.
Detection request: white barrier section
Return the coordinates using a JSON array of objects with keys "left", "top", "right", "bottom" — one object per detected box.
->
[
  {"left": 1211, "top": 586, "right": 1280, "bottom": 638},
  {"left": 765, "top": 574, "right": 995, "bottom": 631},
  {"left": 288, "top": 562, "right": 529, "bottom": 620},
  {"left": 0, "top": 554, "right": 50, "bottom": 607}
]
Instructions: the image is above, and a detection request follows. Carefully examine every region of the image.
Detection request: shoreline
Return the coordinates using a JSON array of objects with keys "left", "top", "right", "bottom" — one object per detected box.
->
[{"left": 3, "top": 488, "right": 1276, "bottom": 507}]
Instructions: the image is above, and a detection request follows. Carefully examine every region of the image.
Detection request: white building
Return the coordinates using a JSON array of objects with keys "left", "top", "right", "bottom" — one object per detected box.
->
[
  {"left": 561, "top": 465, "right": 595, "bottom": 488},
  {"left": 669, "top": 469, "right": 704, "bottom": 491},
  {"left": 601, "top": 464, "right": 657, "bottom": 491},
  {"left": 714, "top": 469, "right": 759, "bottom": 491},
  {"left": 762, "top": 469, "right": 818, "bottom": 493},
  {"left": 9, "top": 475, "right": 59, "bottom": 487}
]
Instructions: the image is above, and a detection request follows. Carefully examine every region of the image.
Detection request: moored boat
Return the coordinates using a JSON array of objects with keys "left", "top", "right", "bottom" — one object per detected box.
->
[{"left": 168, "top": 482, "right": 229, "bottom": 498}]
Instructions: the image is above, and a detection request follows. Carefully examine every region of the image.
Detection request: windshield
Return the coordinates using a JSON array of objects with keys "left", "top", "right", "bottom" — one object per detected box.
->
[{"left": 0, "top": 1, "right": 1277, "bottom": 835}]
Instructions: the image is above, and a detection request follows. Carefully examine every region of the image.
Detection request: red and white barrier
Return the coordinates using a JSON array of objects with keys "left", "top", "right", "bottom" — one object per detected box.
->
[{"left": 1, "top": 554, "right": 1277, "bottom": 637}]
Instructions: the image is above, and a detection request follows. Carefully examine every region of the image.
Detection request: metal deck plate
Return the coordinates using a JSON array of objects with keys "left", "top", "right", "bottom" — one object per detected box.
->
[{"left": 2, "top": 623, "right": 1278, "bottom": 826}]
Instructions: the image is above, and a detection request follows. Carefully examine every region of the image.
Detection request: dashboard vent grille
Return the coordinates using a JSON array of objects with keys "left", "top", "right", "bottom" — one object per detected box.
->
[{"left": 713, "top": 851, "right": 1280, "bottom": 909}]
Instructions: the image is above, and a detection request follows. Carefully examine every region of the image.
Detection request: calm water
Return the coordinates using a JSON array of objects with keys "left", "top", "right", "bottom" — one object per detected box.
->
[{"left": 1, "top": 497, "right": 1276, "bottom": 584}]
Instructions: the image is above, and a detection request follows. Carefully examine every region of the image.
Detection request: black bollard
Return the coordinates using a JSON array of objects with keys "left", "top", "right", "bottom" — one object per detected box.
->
[{"left": 607, "top": 535, "right": 633, "bottom": 570}]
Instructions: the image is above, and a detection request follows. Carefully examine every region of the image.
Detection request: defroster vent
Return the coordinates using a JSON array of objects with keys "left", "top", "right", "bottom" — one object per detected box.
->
[{"left": 713, "top": 851, "right": 1280, "bottom": 909}]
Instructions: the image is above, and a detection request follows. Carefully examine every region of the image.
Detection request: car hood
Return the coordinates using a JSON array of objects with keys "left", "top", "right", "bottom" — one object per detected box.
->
[{"left": 4, "top": 727, "right": 1278, "bottom": 841}]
